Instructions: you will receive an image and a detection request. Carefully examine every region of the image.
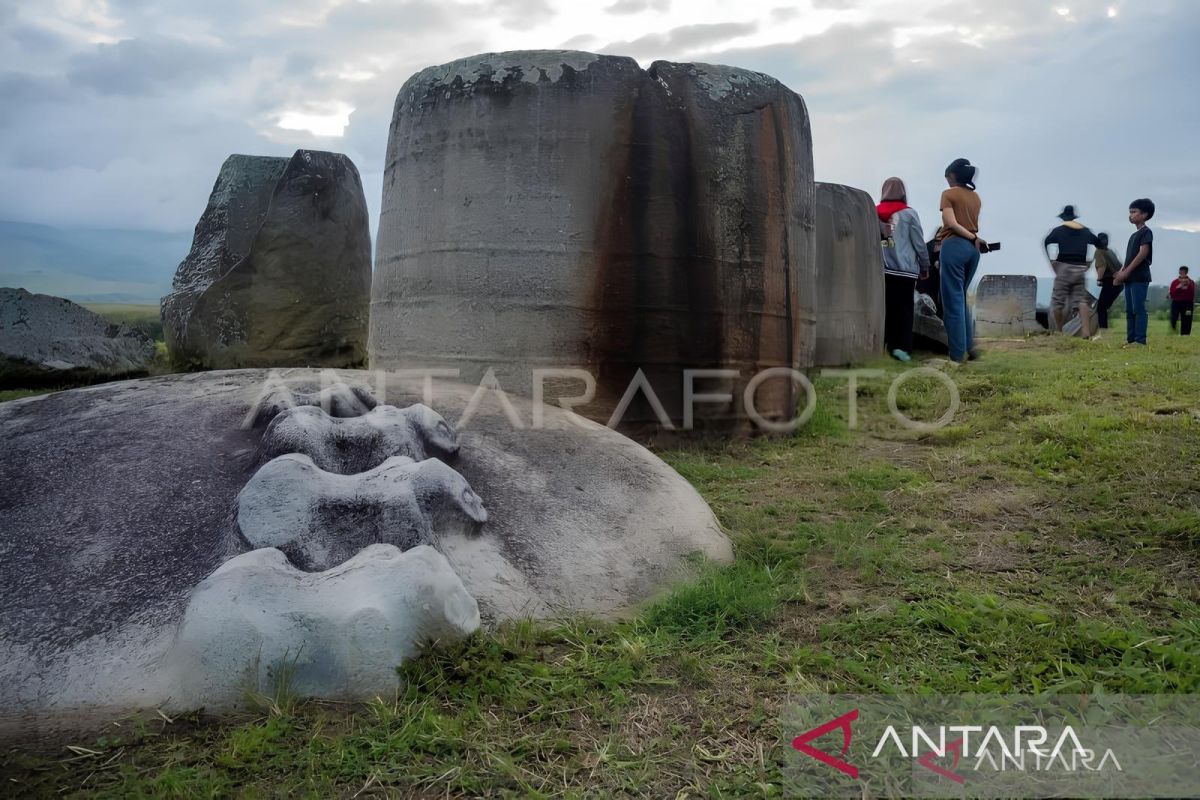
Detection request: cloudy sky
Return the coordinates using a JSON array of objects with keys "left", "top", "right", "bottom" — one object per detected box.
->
[{"left": 2, "top": 0, "right": 1197, "bottom": 283}]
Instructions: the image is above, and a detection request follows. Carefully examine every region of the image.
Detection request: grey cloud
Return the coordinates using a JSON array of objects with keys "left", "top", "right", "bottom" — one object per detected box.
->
[
  {"left": 66, "top": 37, "right": 236, "bottom": 96},
  {"left": 560, "top": 34, "right": 599, "bottom": 49},
  {"left": 0, "top": 73, "right": 71, "bottom": 118},
  {"left": 606, "top": 0, "right": 672, "bottom": 14},
  {"left": 489, "top": 0, "right": 559, "bottom": 31},
  {"left": 321, "top": 0, "right": 458, "bottom": 36},
  {"left": 8, "top": 23, "right": 70, "bottom": 54},
  {"left": 602, "top": 21, "right": 759, "bottom": 61}
]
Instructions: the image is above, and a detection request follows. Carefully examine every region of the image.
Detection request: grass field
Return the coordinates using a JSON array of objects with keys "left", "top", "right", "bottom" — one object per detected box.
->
[
  {"left": 81, "top": 303, "right": 163, "bottom": 342},
  {"left": 3, "top": 321, "right": 1198, "bottom": 797}
]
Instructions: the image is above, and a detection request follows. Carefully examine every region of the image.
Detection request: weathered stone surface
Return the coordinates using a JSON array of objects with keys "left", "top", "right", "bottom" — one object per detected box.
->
[
  {"left": 812, "top": 183, "right": 886, "bottom": 366},
  {"left": 237, "top": 454, "right": 487, "bottom": 570},
  {"left": 156, "top": 545, "right": 479, "bottom": 711},
  {"left": 370, "top": 51, "right": 816, "bottom": 435},
  {"left": 974, "top": 275, "right": 1040, "bottom": 337},
  {"left": 260, "top": 403, "right": 458, "bottom": 473},
  {"left": 248, "top": 376, "right": 379, "bottom": 427},
  {"left": 0, "top": 369, "right": 728, "bottom": 733},
  {"left": 162, "top": 150, "right": 371, "bottom": 370},
  {"left": 0, "top": 288, "right": 155, "bottom": 387}
]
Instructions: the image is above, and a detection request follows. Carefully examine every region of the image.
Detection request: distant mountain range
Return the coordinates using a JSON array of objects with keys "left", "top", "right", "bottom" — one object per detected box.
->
[{"left": 0, "top": 220, "right": 192, "bottom": 305}]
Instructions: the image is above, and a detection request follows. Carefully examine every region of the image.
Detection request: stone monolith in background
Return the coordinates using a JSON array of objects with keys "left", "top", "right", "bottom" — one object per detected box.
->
[
  {"left": 812, "top": 182, "right": 886, "bottom": 366},
  {"left": 974, "top": 274, "right": 1040, "bottom": 337},
  {"left": 162, "top": 149, "right": 371, "bottom": 370}
]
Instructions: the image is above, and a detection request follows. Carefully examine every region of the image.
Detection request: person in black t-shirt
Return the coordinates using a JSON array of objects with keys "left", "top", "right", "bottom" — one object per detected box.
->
[
  {"left": 1044, "top": 205, "right": 1100, "bottom": 336},
  {"left": 1113, "top": 198, "right": 1155, "bottom": 346}
]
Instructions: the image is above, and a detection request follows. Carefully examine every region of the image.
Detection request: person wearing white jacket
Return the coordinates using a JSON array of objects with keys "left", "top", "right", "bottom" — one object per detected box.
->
[{"left": 877, "top": 177, "right": 932, "bottom": 362}]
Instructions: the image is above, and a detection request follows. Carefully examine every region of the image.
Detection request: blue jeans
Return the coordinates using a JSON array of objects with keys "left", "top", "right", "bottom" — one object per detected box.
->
[
  {"left": 939, "top": 236, "right": 981, "bottom": 361},
  {"left": 1125, "top": 282, "right": 1149, "bottom": 344}
]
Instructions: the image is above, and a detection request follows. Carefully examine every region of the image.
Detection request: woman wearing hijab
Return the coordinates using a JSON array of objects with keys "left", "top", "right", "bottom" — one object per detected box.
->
[
  {"left": 878, "top": 177, "right": 931, "bottom": 362},
  {"left": 937, "top": 158, "right": 987, "bottom": 363}
]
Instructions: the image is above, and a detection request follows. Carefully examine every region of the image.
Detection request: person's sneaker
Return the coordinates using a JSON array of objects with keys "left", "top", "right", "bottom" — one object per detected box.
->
[
  {"left": 1122, "top": 342, "right": 1147, "bottom": 348},
  {"left": 891, "top": 349, "right": 912, "bottom": 363},
  {"left": 967, "top": 348, "right": 981, "bottom": 361},
  {"left": 1090, "top": 334, "right": 1102, "bottom": 341}
]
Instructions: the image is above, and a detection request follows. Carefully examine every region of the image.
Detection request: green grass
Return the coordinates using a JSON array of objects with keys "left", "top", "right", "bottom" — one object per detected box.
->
[
  {"left": 3, "top": 321, "right": 1199, "bottom": 796},
  {"left": 82, "top": 303, "right": 163, "bottom": 342}
]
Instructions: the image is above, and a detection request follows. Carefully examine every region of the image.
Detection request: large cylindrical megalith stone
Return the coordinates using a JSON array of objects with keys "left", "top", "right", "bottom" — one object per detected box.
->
[{"left": 369, "top": 50, "right": 816, "bottom": 434}]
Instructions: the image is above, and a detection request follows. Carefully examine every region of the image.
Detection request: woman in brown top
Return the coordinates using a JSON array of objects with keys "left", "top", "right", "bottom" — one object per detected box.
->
[{"left": 937, "top": 158, "right": 988, "bottom": 363}]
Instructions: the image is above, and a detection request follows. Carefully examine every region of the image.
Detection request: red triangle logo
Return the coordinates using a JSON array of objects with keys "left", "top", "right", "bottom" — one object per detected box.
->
[
  {"left": 792, "top": 708, "right": 859, "bottom": 779},
  {"left": 916, "top": 736, "right": 966, "bottom": 784}
]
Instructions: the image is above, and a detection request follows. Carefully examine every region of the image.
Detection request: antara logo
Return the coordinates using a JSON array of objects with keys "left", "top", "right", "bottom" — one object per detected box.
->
[
  {"left": 791, "top": 709, "right": 860, "bottom": 779},
  {"left": 793, "top": 712, "right": 1122, "bottom": 784}
]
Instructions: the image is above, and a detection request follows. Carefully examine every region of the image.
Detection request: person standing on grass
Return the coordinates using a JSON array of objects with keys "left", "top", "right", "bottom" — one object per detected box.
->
[
  {"left": 1169, "top": 266, "right": 1195, "bottom": 335},
  {"left": 1113, "top": 198, "right": 1155, "bottom": 347},
  {"left": 1044, "top": 205, "right": 1100, "bottom": 337},
  {"left": 1093, "top": 232, "right": 1123, "bottom": 329},
  {"left": 878, "top": 177, "right": 931, "bottom": 363},
  {"left": 937, "top": 158, "right": 987, "bottom": 364}
]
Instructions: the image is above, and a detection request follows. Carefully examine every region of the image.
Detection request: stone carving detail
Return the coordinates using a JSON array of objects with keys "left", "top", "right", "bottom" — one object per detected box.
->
[
  {"left": 237, "top": 454, "right": 488, "bottom": 572},
  {"left": 248, "top": 378, "right": 378, "bottom": 427},
  {"left": 157, "top": 544, "right": 480, "bottom": 710},
  {"left": 260, "top": 403, "right": 458, "bottom": 473}
]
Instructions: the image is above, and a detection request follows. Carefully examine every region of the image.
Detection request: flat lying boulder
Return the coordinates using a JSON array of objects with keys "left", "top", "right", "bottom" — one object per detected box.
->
[
  {"left": 0, "top": 288, "right": 155, "bottom": 387},
  {"left": 0, "top": 369, "right": 728, "bottom": 733},
  {"left": 813, "top": 183, "right": 885, "bottom": 366},
  {"left": 974, "top": 274, "right": 1040, "bottom": 337},
  {"left": 162, "top": 150, "right": 371, "bottom": 370}
]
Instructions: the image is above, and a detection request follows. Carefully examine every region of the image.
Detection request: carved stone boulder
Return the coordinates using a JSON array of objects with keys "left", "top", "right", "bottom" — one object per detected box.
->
[
  {"left": 237, "top": 454, "right": 487, "bottom": 571},
  {"left": 259, "top": 403, "right": 458, "bottom": 473},
  {"left": 156, "top": 545, "right": 479, "bottom": 710}
]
